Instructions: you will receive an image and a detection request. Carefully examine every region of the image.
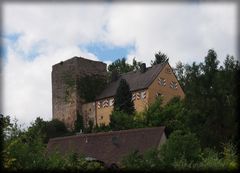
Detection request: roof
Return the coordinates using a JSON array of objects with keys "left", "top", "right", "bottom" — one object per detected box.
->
[
  {"left": 96, "top": 62, "right": 167, "bottom": 100},
  {"left": 46, "top": 126, "right": 165, "bottom": 165}
]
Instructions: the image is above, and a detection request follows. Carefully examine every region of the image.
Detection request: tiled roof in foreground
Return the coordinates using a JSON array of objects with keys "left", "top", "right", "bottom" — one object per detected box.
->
[{"left": 47, "top": 126, "right": 165, "bottom": 165}]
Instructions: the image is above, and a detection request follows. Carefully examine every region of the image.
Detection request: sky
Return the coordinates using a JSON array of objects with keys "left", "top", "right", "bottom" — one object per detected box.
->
[{"left": 1, "top": 1, "right": 238, "bottom": 128}]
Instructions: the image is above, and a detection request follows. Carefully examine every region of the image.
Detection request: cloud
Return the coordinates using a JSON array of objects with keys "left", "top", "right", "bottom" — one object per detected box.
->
[
  {"left": 2, "top": 2, "right": 237, "bottom": 127},
  {"left": 3, "top": 43, "right": 98, "bottom": 127},
  {"left": 105, "top": 2, "right": 237, "bottom": 66}
]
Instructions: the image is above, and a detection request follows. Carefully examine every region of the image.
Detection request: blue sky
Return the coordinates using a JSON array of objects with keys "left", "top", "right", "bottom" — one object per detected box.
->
[
  {"left": 1, "top": 2, "right": 237, "bottom": 127},
  {"left": 2, "top": 33, "right": 22, "bottom": 60},
  {"left": 3, "top": 33, "right": 135, "bottom": 62},
  {"left": 83, "top": 42, "right": 135, "bottom": 62}
]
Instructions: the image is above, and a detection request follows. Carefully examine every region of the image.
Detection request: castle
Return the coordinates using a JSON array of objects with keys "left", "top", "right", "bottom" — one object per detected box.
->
[{"left": 52, "top": 57, "right": 185, "bottom": 130}]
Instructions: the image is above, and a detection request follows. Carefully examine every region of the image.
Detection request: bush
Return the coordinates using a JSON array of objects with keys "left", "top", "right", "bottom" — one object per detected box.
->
[
  {"left": 159, "top": 130, "right": 201, "bottom": 166},
  {"left": 197, "top": 148, "right": 225, "bottom": 170},
  {"left": 121, "top": 149, "right": 164, "bottom": 171},
  {"left": 222, "top": 142, "right": 238, "bottom": 170},
  {"left": 110, "top": 111, "right": 134, "bottom": 130}
]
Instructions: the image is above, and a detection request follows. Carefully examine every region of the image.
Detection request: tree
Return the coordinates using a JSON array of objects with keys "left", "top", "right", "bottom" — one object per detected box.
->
[
  {"left": 109, "top": 111, "right": 134, "bottom": 130},
  {"left": 121, "top": 149, "right": 164, "bottom": 170},
  {"left": 175, "top": 49, "right": 239, "bottom": 149},
  {"left": 173, "top": 61, "right": 186, "bottom": 89},
  {"left": 132, "top": 57, "right": 142, "bottom": 71},
  {"left": 108, "top": 57, "right": 142, "bottom": 74},
  {"left": 142, "top": 97, "right": 163, "bottom": 127},
  {"left": 113, "top": 79, "right": 135, "bottom": 115},
  {"left": 151, "top": 51, "right": 169, "bottom": 66},
  {"left": 108, "top": 58, "right": 134, "bottom": 74},
  {"left": 159, "top": 130, "right": 201, "bottom": 166},
  {"left": 78, "top": 75, "right": 107, "bottom": 102},
  {"left": 74, "top": 113, "right": 84, "bottom": 133},
  {"left": 45, "top": 119, "right": 69, "bottom": 140}
]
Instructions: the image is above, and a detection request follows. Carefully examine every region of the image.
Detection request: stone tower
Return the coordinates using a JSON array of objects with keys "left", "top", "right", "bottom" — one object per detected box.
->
[{"left": 52, "top": 57, "right": 107, "bottom": 130}]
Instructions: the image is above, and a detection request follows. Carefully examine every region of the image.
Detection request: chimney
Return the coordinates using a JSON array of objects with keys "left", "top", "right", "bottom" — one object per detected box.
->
[{"left": 140, "top": 63, "right": 146, "bottom": 73}]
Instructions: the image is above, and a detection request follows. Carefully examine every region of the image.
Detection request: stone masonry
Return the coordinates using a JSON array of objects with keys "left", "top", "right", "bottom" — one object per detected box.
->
[{"left": 52, "top": 57, "right": 107, "bottom": 130}]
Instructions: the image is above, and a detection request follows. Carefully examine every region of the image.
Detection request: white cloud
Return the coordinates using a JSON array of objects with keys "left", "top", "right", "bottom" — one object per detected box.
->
[
  {"left": 3, "top": 43, "right": 98, "bottom": 127},
  {"left": 2, "top": 2, "right": 237, "bottom": 127},
  {"left": 105, "top": 2, "right": 237, "bottom": 66}
]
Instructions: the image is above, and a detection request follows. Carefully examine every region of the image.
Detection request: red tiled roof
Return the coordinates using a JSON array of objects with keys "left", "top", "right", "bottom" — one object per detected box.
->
[{"left": 47, "top": 126, "right": 165, "bottom": 165}]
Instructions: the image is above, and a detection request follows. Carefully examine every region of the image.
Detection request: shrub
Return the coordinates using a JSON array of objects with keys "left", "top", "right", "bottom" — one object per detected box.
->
[
  {"left": 159, "top": 130, "right": 201, "bottom": 166},
  {"left": 110, "top": 111, "right": 134, "bottom": 130}
]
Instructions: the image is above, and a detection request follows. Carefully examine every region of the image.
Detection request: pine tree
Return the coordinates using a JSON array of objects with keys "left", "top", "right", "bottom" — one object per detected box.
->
[
  {"left": 114, "top": 79, "right": 135, "bottom": 115},
  {"left": 151, "top": 51, "right": 169, "bottom": 65}
]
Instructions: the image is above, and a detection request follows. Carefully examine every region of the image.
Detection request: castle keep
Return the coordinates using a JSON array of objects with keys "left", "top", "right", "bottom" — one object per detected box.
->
[
  {"left": 52, "top": 57, "right": 107, "bottom": 130},
  {"left": 52, "top": 56, "right": 185, "bottom": 130}
]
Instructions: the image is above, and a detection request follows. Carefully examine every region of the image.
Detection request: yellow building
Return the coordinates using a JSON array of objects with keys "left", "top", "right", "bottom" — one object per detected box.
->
[{"left": 82, "top": 62, "right": 185, "bottom": 127}]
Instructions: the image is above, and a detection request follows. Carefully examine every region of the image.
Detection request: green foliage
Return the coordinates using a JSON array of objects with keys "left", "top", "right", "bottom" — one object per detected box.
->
[
  {"left": 197, "top": 148, "right": 226, "bottom": 170},
  {"left": 46, "top": 152, "right": 104, "bottom": 170},
  {"left": 114, "top": 79, "right": 135, "bottom": 115},
  {"left": 180, "top": 50, "right": 239, "bottom": 149},
  {"left": 3, "top": 117, "right": 47, "bottom": 170},
  {"left": 172, "top": 156, "right": 196, "bottom": 170},
  {"left": 74, "top": 113, "right": 84, "bottom": 133},
  {"left": 63, "top": 72, "right": 107, "bottom": 103},
  {"left": 62, "top": 73, "right": 75, "bottom": 103},
  {"left": 121, "top": 150, "right": 144, "bottom": 170},
  {"left": 141, "top": 97, "right": 163, "bottom": 127},
  {"left": 107, "top": 57, "right": 142, "bottom": 84},
  {"left": 84, "top": 120, "right": 94, "bottom": 133},
  {"left": 2, "top": 49, "right": 239, "bottom": 170},
  {"left": 93, "top": 124, "right": 111, "bottom": 133},
  {"left": 132, "top": 57, "right": 142, "bottom": 71},
  {"left": 108, "top": 57, "right": 142, "bottom": 74},
  {"left": 109, "top": 111, "right": 134, "bottom": 131},
  {"left": 44, "top": 119, "right": 70, "bottom": 141},
  {"left": 159, "top": 97, "right": 188, "bottom": 135},
  {"left": 2, "top": 116, "right": 104, "bottom": 171},
  {"left": 78, "top": 74, "right": 107, "bottom": 102},
  {"left": 122, "top": 149, "right": 163, "bottom": 170},
  {"left": 221, "top": 142, "right": 238, "bottom": 170},
  {"left": 173, "top": 61, "right": 186, "bottom": 89},
  {"left": 122, "top": 141, "right": 238, "bottom": 171},
  {"left": 151, "top": 51, "right": 169, "bottom": 66},
  {"left": 159, "top": 130, "right": 201, "bottom": 165},
  {"left": 135, "top": 96, "right": 187, "bottom": 136}
]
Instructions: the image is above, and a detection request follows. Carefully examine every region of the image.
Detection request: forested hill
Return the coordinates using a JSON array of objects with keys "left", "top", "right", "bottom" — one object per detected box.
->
[{"left": 1, "top": 49, "right": 239, "bottom": 170}]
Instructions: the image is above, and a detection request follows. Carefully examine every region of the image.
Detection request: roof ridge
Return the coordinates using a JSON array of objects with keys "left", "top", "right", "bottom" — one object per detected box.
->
[{"left": 49, "top": 126, "right": 165, "bottom": 141}]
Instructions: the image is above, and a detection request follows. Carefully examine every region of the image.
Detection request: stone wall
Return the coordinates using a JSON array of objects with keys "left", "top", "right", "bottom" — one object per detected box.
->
[
  {"left": 82, "top": 102, "right": 96, "bottom": 127},
  {"left": 52, "top": 57, "right": 107, "bottom": 130}
]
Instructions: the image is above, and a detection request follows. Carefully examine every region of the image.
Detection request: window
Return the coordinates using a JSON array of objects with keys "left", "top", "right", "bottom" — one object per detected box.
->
[
  {"left": 136, "top": 92, "right": 141, "bottom": 100},
  {"left": 132, "top": 93, "right": 136, "bottom": 101},
  {"left": 109, "top": 98, "right": 114, "bottom": 106},
  {"left": 158, "top": 77, "right": 166, "bottom": 86},
  {"left": 165, "top": 67, "right": 171, "bottom": 74},
  {"left": 97, "top": 101, "right": 102, "bottom": 109},
  {"left": 141, "top": 91, "right": 146, "bottom": 99},
  {"left": 103, "top": 99, "right": 109, "bottom": 108},
  {"left": 170, "top": 81, "right": 178, "bottom": 89},
  {"left": 99, "top": 115, "right": 103, "bottom": 120},
  {"left": 155, "top": 92, "right": 162, "bottom": 98}
]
